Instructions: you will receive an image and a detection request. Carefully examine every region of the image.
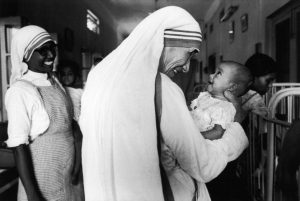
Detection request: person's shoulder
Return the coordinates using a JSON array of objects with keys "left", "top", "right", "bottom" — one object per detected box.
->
[
  {"left": 242, "top": 90, "right": 260, "bottom": 99},
  {"left": 7, "top": 80, "right": 37, "bottom": 96},
  {"left": 5, "top": 80, "right": 41, "bottom": 106}
]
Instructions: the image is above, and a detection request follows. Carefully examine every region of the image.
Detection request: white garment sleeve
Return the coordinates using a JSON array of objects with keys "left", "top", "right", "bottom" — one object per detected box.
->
[
  {"left": 160, "top": 74, "right": 248, "bottom": 182},
  {"left": 5, "top": 84, "right": 49, "bottom": 147},
  {"left": 5, "top": 87, "right": 31, "bottom": 146}
]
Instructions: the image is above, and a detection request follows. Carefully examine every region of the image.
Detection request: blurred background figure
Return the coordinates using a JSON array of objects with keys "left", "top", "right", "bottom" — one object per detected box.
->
[
  {"left": 58, "top": 59, "right": 84, "bottom": 201},
  {"left": 242, "top": 53, "right": 278, "bottom": 118},
  {"left": 58, "top": 60, "right": 83, "bottom": 88}
]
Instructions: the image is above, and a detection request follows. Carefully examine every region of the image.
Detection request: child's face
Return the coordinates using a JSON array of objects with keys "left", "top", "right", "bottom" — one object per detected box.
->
[
  {"left": 253, "top": 73, "right": 276, "bottom": 95},
  {"left": 61, "top": 66, "right": 75, "bottom": 86},
  {"left": 207, "top": 63, "right": 235, "bottom": 97}
]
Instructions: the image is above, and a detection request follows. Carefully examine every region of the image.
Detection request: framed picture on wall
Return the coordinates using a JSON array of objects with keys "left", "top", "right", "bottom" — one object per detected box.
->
[{"left": 241, "top": 14, "right": 248, "bottom": 32}]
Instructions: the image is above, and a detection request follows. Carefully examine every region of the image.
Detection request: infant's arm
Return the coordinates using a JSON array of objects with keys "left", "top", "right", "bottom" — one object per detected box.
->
[{"left": 201, "top": 124, "right": 225, "bottom": 140}]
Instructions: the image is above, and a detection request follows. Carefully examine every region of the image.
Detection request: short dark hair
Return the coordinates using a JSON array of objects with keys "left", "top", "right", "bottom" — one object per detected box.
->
[
  {"left": 222, "top": 61, "right": 253, "bottom": 97},
  {"left": 58, "top": 60, "right": 80, "bottom": 77},
  {"left": 245, "top": 53, "right": 277, "bottom": 77}
]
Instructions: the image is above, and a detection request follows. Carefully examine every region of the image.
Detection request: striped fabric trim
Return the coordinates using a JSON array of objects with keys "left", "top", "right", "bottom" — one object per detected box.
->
[
  {"left": 164, "top": 29, "right": 202, "bottom": 41},
  {"left": 164, "top": 29, "right": 202, "bottom": 49},
  {"left": 24, "top": 32, "right": 54, "bottom": 62}
]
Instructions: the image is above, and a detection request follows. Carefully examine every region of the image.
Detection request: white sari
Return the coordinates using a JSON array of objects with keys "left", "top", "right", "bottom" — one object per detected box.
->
[{"left": 80, "top": 6, "right": 248, "bottom": 201}]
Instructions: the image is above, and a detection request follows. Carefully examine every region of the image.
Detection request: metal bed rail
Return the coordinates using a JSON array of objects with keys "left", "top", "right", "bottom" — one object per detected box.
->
[
  {"left": 246, "top": 83, "right": 300, "bottom": 201},
  {"left": 266, "top": 87, "right": 300, "bottom": 201}
]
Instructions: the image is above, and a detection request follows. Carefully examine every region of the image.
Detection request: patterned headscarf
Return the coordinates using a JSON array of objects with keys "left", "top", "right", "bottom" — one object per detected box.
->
[
  {"left": 10, "top": 25, "right": 54, "bottom": 84},
  {"left": 164, "top": 28, "right": 202, "bottom": 49}
]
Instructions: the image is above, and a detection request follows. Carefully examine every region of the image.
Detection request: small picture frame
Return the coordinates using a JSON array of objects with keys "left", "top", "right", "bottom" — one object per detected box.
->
[{"left": 241, "top": 14, "right": 248, "bottom": 32}]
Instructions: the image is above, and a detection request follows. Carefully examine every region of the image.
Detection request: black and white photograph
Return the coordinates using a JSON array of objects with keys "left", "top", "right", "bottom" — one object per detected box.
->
[{"left": 0, "top": 0, "right": 299, "bottom": 201}]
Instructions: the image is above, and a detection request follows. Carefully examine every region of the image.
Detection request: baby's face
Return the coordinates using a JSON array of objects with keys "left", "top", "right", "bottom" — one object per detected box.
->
[{"left": 207, "top": 63, "right": 235, "bottom": 97}]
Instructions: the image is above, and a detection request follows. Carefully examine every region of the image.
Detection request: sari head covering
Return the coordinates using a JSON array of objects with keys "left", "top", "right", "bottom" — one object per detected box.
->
[
  {"left": 164, "top": 28, "right": 202, "bottom": 49},
  {"left": 10, "top": 25, "right": 54, "bottom": 84},
  {"left": 80, "top": 6, "right": 201, "bottom": 201}
]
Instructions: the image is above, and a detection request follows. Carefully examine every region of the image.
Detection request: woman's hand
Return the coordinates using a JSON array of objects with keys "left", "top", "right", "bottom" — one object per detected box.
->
[{"left": 224, "top": 90, "right": 246, "bottom": 123}]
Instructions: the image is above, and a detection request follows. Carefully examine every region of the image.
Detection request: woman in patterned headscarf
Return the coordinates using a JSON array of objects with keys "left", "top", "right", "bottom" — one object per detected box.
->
[
  {"left": 80, "top": 6, "right": 248, "bottom": 201},
  {"left": 5, "top": 25, "right": 82, "bottom": 201}
]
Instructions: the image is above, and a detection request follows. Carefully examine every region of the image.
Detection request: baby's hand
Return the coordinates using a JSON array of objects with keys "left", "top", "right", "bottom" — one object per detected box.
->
[{"left": 224, "top": 90, "right": 244, "bottom": 123}]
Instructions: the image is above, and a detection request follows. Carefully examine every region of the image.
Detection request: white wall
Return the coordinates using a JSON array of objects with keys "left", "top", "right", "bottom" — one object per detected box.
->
[{"left": 200, "top": 0, "right": 289, "bottom": 82}]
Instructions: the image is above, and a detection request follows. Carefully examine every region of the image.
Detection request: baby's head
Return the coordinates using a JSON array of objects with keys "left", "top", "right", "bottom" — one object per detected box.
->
[{"left": 207, "top": 61, "right": 253, "bottom": 99}]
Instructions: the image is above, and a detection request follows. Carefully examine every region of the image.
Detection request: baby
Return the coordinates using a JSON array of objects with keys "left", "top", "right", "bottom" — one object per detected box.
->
[
  {"left": 190, "top": 61, "right": 253, "bottom": 140},
  {"left": 161, "top": 61, "right": 253, "bottom": 201}
]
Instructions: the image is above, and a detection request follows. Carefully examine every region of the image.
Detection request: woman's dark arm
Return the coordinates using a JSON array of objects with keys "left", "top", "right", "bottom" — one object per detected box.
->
[
  {"left": 13, "top": 144, "right": 44, "bottom": 201},
  {"left": 71, "top": 120, "right": 82, "bottom": 184}
]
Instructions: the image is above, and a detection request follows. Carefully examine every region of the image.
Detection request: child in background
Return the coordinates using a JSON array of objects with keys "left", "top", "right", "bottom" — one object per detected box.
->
[
  {"left": 58, "top": 60, "right": 84, "bottom": 201},
  {"left": 190, "top": 61, "right": 253, "bottom": 140},
  {"left": 58, "top": 60, "right": 83, "bottom": 121},
  {"left": 242, "top": 53, "right": 277, "bottom": 117},
  {"left": 58, "top": 60, "right": 82, "bottom": 88}
]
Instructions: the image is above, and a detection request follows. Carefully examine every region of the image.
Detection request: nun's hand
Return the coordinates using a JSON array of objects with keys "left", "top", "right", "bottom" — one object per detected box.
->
[{"left": 224, "top": 90, "right": 245, "bottom": 123}]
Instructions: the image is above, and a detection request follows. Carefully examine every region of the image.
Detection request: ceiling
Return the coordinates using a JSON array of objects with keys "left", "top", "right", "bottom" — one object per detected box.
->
[
  {"left": 105, "top": 0, "right": 215, "bottom": 20},
  {"left": 99, "top": 0, "right": 221, "bottom": 34}
]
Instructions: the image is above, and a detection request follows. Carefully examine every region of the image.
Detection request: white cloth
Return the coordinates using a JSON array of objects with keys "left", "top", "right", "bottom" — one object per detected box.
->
[
  {"left": 5, "top": 71, "right": 50, "bottom": 147},
  {"left": 79, "top": 6, "right": 248, "bottom": 201},
  {"left": 65, "top": 87, "right": 83, "bottom": 122},
  {"left": 80, "top": 6, "right": 202, "bottom": 201},
  {"left": 190, "top": 92, "right": 236, "bottom": 131},
  {"left": 160, "top": 74, "right": 248, "bottom": 201},
  {"left": 5, "top": 71, "right": 82, "bottom": 147}
]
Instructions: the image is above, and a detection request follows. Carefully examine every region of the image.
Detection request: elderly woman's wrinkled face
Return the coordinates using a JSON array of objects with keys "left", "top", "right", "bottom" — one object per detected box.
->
[
  {"left": 159, "top": 46, "right": 199, "bottom": 78},
  {"left": 26, "top": 41, "right": 56, "bottom": 73}
]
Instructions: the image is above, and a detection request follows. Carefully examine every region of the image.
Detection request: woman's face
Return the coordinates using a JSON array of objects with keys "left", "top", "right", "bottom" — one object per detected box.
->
[
  {"left": 26, "top": 41, "right": 56, "bottom": 73},
  {"left": 252, "top": 73, "right": 276, "bottom": 95},
  {"left": 159, "top": 46, "right": 199, "bottom": 78},
  {"left": 60, "top": 66, "right": 75, "bottom": 86}
]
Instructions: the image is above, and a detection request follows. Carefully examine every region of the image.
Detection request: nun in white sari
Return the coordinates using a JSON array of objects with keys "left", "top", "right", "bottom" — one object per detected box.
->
[{"left": 80, "top": 6, "right": 248, "bottom": 201}]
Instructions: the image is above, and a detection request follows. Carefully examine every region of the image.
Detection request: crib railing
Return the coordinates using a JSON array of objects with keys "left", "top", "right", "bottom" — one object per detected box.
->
[
  {"left": 266, "top": 87, "right": 300, "bottom": 201},
  {"left": 246, "top": 83, "right": 300, "bottom": 201}
]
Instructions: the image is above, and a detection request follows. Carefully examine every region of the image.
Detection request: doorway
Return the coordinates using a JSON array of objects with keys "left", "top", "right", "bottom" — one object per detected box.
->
[{"left": 267, "top": 1, "right": 300, "bottom": 82}]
